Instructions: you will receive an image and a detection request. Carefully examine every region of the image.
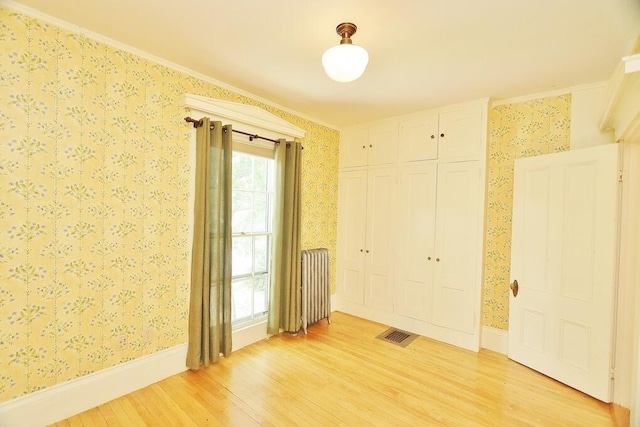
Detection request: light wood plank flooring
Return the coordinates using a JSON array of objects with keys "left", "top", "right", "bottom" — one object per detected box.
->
[{"left": 52, "top": 312, "right": 614, "bottom": 426}]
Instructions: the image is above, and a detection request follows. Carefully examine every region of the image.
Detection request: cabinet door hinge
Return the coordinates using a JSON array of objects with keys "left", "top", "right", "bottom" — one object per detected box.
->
[
  {"left": 618, "top": 170, "right": 623, "bottom": 182},
  {"left": 610, "top": 369, "right": 615, "bottom": 380}
]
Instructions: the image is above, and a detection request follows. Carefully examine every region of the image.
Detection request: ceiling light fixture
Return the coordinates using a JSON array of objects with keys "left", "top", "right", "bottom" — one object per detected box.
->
[{"left": 322, "top": 22, "right": 369, "bottom": 83}]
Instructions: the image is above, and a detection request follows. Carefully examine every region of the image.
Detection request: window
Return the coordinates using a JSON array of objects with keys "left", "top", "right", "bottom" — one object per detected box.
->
[{"left": 231, "top": 150, "right": 274, "bottom": 326}]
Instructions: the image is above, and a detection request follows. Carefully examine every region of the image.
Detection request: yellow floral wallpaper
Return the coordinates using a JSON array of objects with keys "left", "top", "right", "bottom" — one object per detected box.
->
[
  {"left": 0, "top": 7, "right": 338, "bottom": 401},
  {"left": 482, "top": 95, "right": 571, "bottom": 330}
]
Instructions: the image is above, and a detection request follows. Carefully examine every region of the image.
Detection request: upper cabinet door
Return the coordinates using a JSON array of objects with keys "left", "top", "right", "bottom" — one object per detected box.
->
[
  {"left": 368, "top": 121, "right": 399, "bottom": 166},
  {"left": 399, "top": 114, "right": 439, "bottom": 162},
  {"left": 340, "top": 127, "right": 369, "bottom": 168},
  {"left": 438, "top": 105, "right": 482, "bottom": 161}
]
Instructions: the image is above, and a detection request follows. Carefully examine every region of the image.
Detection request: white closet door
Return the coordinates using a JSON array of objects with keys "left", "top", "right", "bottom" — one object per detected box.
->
[
  {"left": 432, "top": 161, "right": 481, "bottom": 334},
  {"left": 339, "top": 128, "right": 369, "bottom": 168},
  {"left": 398, "top": 114, "right": 439, "bottom": 162},
  {"left": 396, "top": 163, "right": 437, "bottom": 320},
  {"left": 438, "top": 106, "right": 482, "bottom": 161},
  {"left": 336, "top": 170, "right": 367, "bottom": 304},
  {"left": 368, "top": 122, "right": 399, "bottom": 166},
  {"left": 364, "top": 167, "right": 397, "bottom": 312},
  {"left": 508, "top": 144, "right": 620, "bottom": 402}
]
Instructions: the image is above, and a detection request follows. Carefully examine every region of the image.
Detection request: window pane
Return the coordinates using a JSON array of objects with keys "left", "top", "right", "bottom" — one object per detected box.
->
[
  {"left": 232, "top": 236, "right": 252, "bottom": 277},
  {"left": 232, "top": 152, "right": 253, "bottom": 191},
  {"left": 253, "top": 275, "right": 269, "bottom": 316},
  {"left": 253, "top": 157, "right": 268, "bottom": 192},
  {"left": 252, "top": 192, "right": 268, "bottom": 232},
  {"left": 232, "top": 277, "right": 253, "bottom": 322},
  {"left": 254, "top": 236, "right": 268, "bottom": 274},
  {"left": 232, "top": 190, "right": 252, "bottom": 233}
]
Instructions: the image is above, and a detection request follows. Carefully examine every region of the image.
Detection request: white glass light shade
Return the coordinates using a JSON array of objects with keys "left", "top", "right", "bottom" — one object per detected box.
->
[{"left": 322, "top": 44, "right": 369, "bottom": 82}]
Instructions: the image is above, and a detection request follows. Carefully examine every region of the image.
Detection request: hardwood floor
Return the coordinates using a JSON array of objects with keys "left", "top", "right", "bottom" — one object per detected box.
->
[{"left": 52, "top": 312, "right": 614, "bottom": 426}]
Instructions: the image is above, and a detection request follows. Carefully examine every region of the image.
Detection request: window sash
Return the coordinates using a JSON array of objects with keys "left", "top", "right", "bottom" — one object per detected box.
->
[{"left": 230, "top": 146, "right": 274, "bottom": 327}]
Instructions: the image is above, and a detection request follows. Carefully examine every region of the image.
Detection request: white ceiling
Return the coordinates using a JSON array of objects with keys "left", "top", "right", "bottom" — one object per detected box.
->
[{"left": 7, "top": 0, "right": 640, "bottom": 128}]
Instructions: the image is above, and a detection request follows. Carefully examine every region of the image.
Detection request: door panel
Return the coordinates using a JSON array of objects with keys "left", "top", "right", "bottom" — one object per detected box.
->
[
  {"left": 337, "top": 170, "right": 367, "bottom": 304},
  {"left": 432, "top": 161, "right": 481, "bottom": 334},
  {"left": 438, "top": 106, "right": 482, "bottom": 161},
  {"left": 368, "top": 122, "right": 399, "bottom": 166},
  {"left": 560, "top": 163, "right": 597, "bottom": 301},
  {"left": 364, "top": 168, "right": 396, "bottom": 312},
  {"left": 399, "top": 114, "right": 439, "bottom": 162},
  {"left": 508, "top": 144, "right": 620, "bottom": 402},
  {"left": 396, "top": 163, "right": 437, "bottom": 320},
  {"left": 521, "top": 168, "right": 551, "bottom": 292},
  {"left": 339, "top": 128, "right": 368, "bottom": 168}
]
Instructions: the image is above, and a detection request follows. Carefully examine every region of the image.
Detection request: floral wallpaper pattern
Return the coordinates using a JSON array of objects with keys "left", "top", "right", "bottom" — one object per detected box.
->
[
  {"left": 482, "top": 95, "right": 571, "bottom": 330},
  {"left": 0, "top": 7, "right": 338, "bottom": 401}
]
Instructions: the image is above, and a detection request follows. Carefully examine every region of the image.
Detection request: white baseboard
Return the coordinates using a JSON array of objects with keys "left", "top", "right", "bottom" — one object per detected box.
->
[
  {"left": 481, "top": 326, "right": 508, "bottom": 354},
  {"left": 233, "top": 320, "right": 269, "bottom": 351},
  {"left": 0, "top": 344, "right": 188, "bottom": 427}
]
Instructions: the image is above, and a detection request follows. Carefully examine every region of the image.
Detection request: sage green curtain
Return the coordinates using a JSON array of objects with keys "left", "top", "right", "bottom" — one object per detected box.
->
[
  {"left": 186, "top": 118, "right": 233, "bottom": 369},
  {"left": 267, "top": 140, "right": 303, "bottom": 334}
]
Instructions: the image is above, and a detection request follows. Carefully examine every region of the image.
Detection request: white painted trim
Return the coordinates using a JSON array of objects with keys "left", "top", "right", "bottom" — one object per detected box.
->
[
  {"left": 0, "top": 0, "right": 338, "bottom": 131},
  {"left": 0, "top": 344, "right": 188, "bottom": 427},
  {"left": 624, "top": 54, "right": 640, "bottom": 74},
  {"left": 481, "top": 326, "right": 508, "bottom": 355},
  {"left": 180, "top": 94, "right": 306, "bottom": 140},
  {"left": 233, "top": 320, "right": 270, "bottom": 351},
  {"left": 490, "top": 81, "right": 608, "bottom": 106},
  {"left": 601, "top": 54, "right": 640, "bottom": 142}
]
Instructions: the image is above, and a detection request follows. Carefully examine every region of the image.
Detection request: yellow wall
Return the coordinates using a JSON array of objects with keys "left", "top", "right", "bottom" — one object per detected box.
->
[
  {"left": 482, "top": 95, "right": 571, "bottom": 329},
  {"left": 0, "top": 7, "right": 339, "bottom": 401}
]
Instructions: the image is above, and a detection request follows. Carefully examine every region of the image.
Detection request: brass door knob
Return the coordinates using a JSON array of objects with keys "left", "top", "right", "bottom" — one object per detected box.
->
[{"left": 510, "top": 279, "right": 519, "bottom": 297}]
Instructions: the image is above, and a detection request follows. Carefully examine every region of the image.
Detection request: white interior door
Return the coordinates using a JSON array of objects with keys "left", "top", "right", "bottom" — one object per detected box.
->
[{"left": 508, "top": 144, "right": 620, "bottom": 402}]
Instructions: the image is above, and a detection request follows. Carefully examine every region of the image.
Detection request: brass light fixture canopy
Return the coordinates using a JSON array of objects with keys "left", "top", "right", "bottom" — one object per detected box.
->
[
  {"left": 336, "top": 22, "right": 357, "bottom": 45},
  {"left": 322, "top": 22, "right": 369, "bottom": 83}
]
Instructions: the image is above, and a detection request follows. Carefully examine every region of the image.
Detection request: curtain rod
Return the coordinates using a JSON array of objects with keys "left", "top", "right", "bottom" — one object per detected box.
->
[{"left": 184, "top": 117, "right": 280, "bottom": 144}]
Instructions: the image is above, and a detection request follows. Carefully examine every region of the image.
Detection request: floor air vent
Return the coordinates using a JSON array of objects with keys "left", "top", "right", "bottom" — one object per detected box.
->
[{"left": 375, "top": 327, "right": 418, "bottom": 348}]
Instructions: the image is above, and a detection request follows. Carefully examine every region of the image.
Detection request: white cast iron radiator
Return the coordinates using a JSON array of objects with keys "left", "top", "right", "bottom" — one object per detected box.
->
[{"left": 301, "top": 248, "right": 331, "bottom": 334}]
